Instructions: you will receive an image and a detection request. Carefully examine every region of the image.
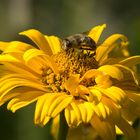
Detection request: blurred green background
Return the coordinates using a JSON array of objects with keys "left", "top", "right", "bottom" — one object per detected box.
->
[{"left": 0, "top": 0, "right": 140, "bottom": 140}]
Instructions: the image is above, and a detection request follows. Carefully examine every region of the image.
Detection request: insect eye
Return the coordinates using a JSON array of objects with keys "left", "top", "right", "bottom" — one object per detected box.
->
[
  {"left": 65, "top": 40, "right": 70, "bottom": 45},
  {"left": 65, "top": 39, "right": 72, "bottom": 47},
  {"left": 79, "top": 37, "right": 85, "bottom": 43}
]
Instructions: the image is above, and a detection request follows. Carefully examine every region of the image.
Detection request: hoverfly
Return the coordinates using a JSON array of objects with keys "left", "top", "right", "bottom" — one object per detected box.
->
[{"left": 61, "top": 34, "right": 96, "bottom": 51}]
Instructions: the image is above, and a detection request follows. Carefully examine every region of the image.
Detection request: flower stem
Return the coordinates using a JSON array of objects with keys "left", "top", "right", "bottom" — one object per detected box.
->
[{"left": 58, "top": 111, "right": 69, "bottom": 140}]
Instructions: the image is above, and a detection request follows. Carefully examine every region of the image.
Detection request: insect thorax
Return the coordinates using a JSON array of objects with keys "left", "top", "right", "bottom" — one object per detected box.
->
[{"left": 62, "top": 34, "right": 96, "bottom": 51}]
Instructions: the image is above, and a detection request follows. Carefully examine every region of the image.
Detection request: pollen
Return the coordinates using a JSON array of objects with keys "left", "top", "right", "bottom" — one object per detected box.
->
[{"left": 41, "top": 49, "right": 98, "bottom": 92}]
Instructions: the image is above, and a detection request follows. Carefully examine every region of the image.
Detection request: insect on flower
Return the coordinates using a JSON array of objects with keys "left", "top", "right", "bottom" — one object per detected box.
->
[{"left": 61, "top": 33, "right": 97, "bottom": 52}]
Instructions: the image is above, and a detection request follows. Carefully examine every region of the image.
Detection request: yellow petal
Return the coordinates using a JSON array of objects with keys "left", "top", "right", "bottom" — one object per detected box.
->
[
  {"left": 91, "top": 115, "right": 116, "bottom": 140},
  {"left": 0, "top": 74, "right": 46, "bottom": 98},
  {"left": 115, "top": 126, "right": 123, "bottom": 135},
  {"left": 96, "top": 34, "right": 128, "bottom": 63},
  {"left": 102, "top": 96, "right": 121, "bottom": 122},
  {"left": 70, "top": 101, "right": 82, "bottom": 123},
  {"left": 49, "top": 95, "right": 73, "bottom": 117},
  {"left": 34, "top": 94, "right": 48, "bottom": 125},
  {"left": 23, "top": 48, "right": 58, "bottom": 74},
  {"left": 4, "top": 41, "right": 32, "bottom": 54},
  {"left": 0, "top": 65, "right": 11, "bottom": 77},
  {"left": 89, "top": 88, "right": 102, "bottom": 104},
  {"left": 46, "top": 94, "right": 66, "bottom": 116},
  {"left": 23, "top": 49, "right": 46, "bottom": 62},
  {"left": 98, "top": 65, "right": 123, "bottom": 80},
  {"left": 65, "top": 105, "right": 78, "bottom": 127},
  {"left": 24, "top": 58, "right": 43, "bottom": 74},
  {"left": 35, "top": 93, "right": 60, "bottom": 125},
  {"left": 77, "top": 85, "right": 89, "bottom": 95},
  {"left": 4, "top": 61, "right": 39, "bottom": 77},
  {"left": 45, "top": 35, "right": 61, "bottom": 54},
  {"left": 103, "top": 34, "right": 128, "bottom": 49},
  {"left": 78, "top": 102, "right": 87, "bottom": 123},
  {"left": 64, "top": 106, "right": 71, "bottom": 126},
  {"left": 7, "top": 90, "right": 43, "bottom": 112},
  {"left": 66, "top": 100, "right": 95, "bottom": 125},
  {"left": 93, "top": 102, "right": 110, "bottom": 120},
  {"left": 88, "top": 24, "right": 106, "bottom": 43},
  {"left": 0, "top": 54, "right": 19, "bottom": 63},
  {"left": 80, "top": 69, "right": 101, "bottom": 81},
  {"left": 3, "top": 62, "right": 37, "bottom": 78},
  {"left": 103, "top": 86, "right": 126, "bottom": 104},
  {"left": 0, "top": 91, "right": 19, "bottom": 106},
  {"left": 0, "top": 41, "right": 9, "bottom": 51},
  {"left": 119, "top": 55, "right": 140, "bottom": 67},
  {"left": 23, "top": 48, "right": 48, "bottom": 73},
  {"left": 19, "top": 29, "right": 53, "bottom": 56},
  {"left": 115, "top": 64, "right": 139, "bottom": 85},
  {"left": 65, "top": 101, "right": 94, "bottom": 126},
  {"left": 35, "top": 93, "right": 72, "bottom": 126},
  {"left": 65, "top": 74, "right": 80, "bottom": 96},
  {"left": 95, "top": 74, "right": 112, "bottom": 88},
  {"left": 43, "top": 116, "right": 51, "bottom": 127},
  {"left": 0, "top": 87, "right": 42, "bottom": 105},
  {"left": 83, "top": 102, "right": 94, "bottom": 122}
]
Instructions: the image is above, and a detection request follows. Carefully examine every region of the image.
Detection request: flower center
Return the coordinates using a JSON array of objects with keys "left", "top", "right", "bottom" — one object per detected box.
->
[{"left": 41, "top": 49, "right": 98, "bottom": 92}]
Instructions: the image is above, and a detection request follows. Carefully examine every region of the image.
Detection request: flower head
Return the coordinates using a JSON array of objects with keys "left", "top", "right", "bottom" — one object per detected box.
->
[{"left": 0, "top": 24, "right": 140, "bottom": 140}]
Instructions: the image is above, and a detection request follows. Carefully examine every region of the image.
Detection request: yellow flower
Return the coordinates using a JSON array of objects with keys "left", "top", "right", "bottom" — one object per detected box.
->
[{"left": 0, "top": 24, "right": 140, "bottom": 140}]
